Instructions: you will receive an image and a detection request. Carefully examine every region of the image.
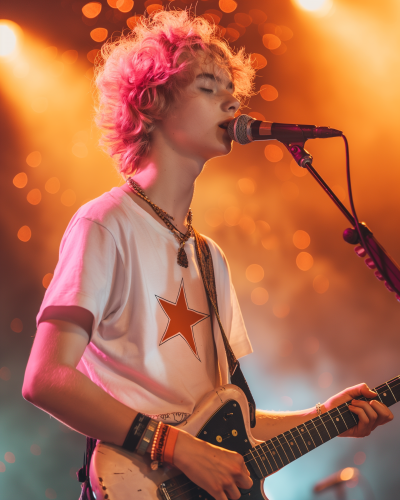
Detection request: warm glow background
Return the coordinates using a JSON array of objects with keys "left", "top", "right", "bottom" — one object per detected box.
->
[{"left": 1, "top": 0, "right": 400, "bottom": 498}]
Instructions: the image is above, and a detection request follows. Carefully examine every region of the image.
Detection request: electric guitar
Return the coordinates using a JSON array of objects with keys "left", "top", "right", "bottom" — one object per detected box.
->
[{"left": 89, "top": 376, "right": 400, "bottom": 500}]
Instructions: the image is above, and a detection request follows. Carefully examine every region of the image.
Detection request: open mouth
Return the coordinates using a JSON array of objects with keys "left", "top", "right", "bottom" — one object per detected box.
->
[{"left": 218, "top": 120, "right": 231, "bottom": 130}]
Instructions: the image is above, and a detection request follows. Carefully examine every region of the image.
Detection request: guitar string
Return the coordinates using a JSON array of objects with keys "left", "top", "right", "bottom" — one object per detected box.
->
[
  {"left": 163, "top": 378, "right": 400, "bottom": 499},
  {"left": 163, "top": 379, "right": 400, "bottom": 499}
]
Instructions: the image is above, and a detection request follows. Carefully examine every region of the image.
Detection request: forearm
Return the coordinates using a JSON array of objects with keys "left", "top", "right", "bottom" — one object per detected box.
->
[
  {"left": 252, "top": 406, "right": 323, "bottom": 442},
  {"left": 23, "top": 320, "right": 137, "bottom": 447}
]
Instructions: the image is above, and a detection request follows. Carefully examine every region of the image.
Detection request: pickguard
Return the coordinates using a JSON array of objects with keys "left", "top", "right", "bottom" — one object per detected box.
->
[{"left": 160, "top": 400, "right": 266, "bottom": 500}]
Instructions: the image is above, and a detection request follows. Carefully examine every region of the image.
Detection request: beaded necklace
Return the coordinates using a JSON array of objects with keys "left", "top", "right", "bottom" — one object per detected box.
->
[{"left": 126, "top": 177, "right": 193, "bottom": 268}]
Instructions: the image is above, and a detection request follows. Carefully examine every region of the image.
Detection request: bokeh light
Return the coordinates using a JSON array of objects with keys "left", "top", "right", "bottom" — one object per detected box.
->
[
  {"left": 10, "top": 318, "right": 23, "bottom": 333},
  {"left": 204, "top": 209, "right": 223, "bottom": 227},
  {"left": 290, "top": 159, "right": 308, "bottom": 177},
  {"left": 0, "top": 462, "right": 5, "bottom": 473},
  {"left": 340, "top": 467, "right": 356, "bottom": 481},
  {"left": 237, "top": 178, "right": 255, "bottom": 195},
  {"left": 313, "top": 274, "right": 329, "bottom": 293},
  {"left": 251, "top": 287, "right": 269, "bottom": 305},
  {"left": 273, "top": 304, "right": 290, "bottom": 318},
  {"left": 30, "top": 444, "right": 41, "bottom": 456},
  {"left": 26, "top": 151, "right": 42, "bottom": 168},
  {"left": 224, "top": 27, "right": 240, "bottom": 43},
  {"left": 354, "top": 452, "right": 366, "bottom": 465},
  {"left": 45, "top": 489, "right": 57, "bottom": 500},
  {"left": 219, "top": 0, "right": 237, "bottom": 14},
  {"left": 0, "top": 21, "right": 18, "bottom": 57},
  {"left": 248, "top": 111, "right": 265, "bottom": 121},
  {"left": 263, "top": 34, "right": 281, "bottom": 50},
  {"left": 17, "top": 225, "right": 31, "bottom": 242},
  {"left": 250, "top": 53, "right": 267, "bottom": 70},
  {"left": 147, "top": 4, "right": 163, "bottom": 15},
  {"left": 293, "top": 230, "right": 310, "bottom": 249},
  {"left": 234, "top": 13, "right": 252, "bottom": 27},
  {"left": 4, "top": 452, "right": 15, "bottom": 463},
  {"left": 261, "top": 235, "right": 279, "bottom": 250},
  {"left": 61, "top": 189, "right": 76, "bottom": 207},
  {"left": 127, "top": 16, "right": 142, "bottom": 29},
  {"left": 42, "top": 273, "right": 54, "bottom": 289},
  {"left": 13, "top": 172, "right": 28, "bottom": 188},
  {"left": 248, "top": 9, "right": 267, "bottom": 24},
  {"left": 72, "top": 142, "right": 88, "bottom": 158},
  {"left": 204, "top": 10, "right": 223, "bottom": 24},
  {"left": 61, "top": 50, "right": 78, "bottom": 64},
  {"left": 90, "top": 28, "right": 108, "bottom": 42},
  {"left": 293, "top": 0, "right": 332, "bottom": 12},
  {"left": 246, "top": 264, "right": 264, "bottom": 283},
  {"left": 45, "top": 177, "right": 60, "bottom": 194},
  {"left": 82, "top": 2, "right": 102, "bottom": 18},
  {"left": 260, "top": 84, "right": 278, "bottom": 101},
  {"left": 87, "top": 49, "right": 100, "bottom": 63},
  {"left": 238, "top": 216, "right": 255, "bottom": 234},
  {"left": 265, "top": 144, "right": 283, "bottom": 162},
  {"left": 0, "top": 367, "right": 11, "bottom": 381},
  {"left": 296, "top": 251, "right": 313, "bottom": 271},
  {"left": 27, "top": 188, "right": 42, "bottom": 205},
  {"left": 117, "top": 0, "right": 134, "bottom": 13}
]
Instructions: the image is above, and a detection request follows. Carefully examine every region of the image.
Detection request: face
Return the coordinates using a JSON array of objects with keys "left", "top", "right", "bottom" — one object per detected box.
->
[{"left": 154, "top": 59, "right": 240, "bottom": 164}]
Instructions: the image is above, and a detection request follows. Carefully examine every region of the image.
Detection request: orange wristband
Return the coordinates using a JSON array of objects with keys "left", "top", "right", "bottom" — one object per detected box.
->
[{"left": 164, "top": 426, "right": 179, "bottom": 464}]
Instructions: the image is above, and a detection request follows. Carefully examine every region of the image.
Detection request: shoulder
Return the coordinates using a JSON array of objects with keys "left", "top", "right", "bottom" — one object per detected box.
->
[{"left": 64, "top": 187, "right": 129, "bottom": 240}]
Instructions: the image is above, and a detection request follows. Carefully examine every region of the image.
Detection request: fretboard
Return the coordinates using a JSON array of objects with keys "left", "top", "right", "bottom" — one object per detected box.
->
[{"left": 246, "top": 375, "right": 400, "bottom": 479}]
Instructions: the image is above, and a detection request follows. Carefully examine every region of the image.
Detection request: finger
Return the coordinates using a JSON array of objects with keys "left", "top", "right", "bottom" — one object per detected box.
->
[
  {"left": 224, "top": 483, "right": 242, "bottom": 500},
  {"left": 348, "top": 403, "right": 373, "bottom": 436},
  {"left": 369, "top": 400, "right": 394, "bottom": 428},
  {"left": 212, "top": 489, "right": 229, "bottom": 500},
  {"left": 236, "top": 471, "right": 253, "bottom": 490},
  {"left": 345, "top": 383, "right": 377, "bottom": 400}
]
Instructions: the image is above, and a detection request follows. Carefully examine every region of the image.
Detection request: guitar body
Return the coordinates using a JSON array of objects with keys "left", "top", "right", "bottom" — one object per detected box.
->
[{"left": 90, "top": 384, "right": 268, "bottom": 500}]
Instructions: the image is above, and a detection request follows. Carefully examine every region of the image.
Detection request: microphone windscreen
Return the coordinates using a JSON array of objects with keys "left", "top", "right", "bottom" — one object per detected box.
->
[{"left": 227, "top": 114, "right": 253, "bottom": 144}]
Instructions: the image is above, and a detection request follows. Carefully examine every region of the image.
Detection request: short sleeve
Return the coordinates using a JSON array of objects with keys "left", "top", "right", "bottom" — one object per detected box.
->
[
  {"left": 228, "top": 282, "right": 253, "bottom": 359},
  {"left": 36, "top": 217, "right": 123, "bottom": 331}
]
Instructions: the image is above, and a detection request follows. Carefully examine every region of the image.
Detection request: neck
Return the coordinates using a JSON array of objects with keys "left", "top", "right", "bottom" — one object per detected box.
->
[{"left": 122, "top": 135, "right": 206, "bottom": 233}]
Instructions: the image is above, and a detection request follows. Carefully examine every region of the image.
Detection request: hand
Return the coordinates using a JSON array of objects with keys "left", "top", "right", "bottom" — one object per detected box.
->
[
  {"left": 323, "top": 383, "right": 394, "bottom": 438},
  {"left": 173, "top": 430, "right": 253, "bottom": 500}
]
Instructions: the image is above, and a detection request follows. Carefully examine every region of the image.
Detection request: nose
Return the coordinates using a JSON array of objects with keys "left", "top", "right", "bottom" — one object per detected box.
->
[{"left": 222, "top": 92, "right": 240, "bottom": 114}]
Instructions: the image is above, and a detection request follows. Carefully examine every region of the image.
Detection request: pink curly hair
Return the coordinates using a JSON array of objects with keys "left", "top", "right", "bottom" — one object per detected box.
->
[{"left": 94, "top": 9, "right": 256, "bottom": 177}]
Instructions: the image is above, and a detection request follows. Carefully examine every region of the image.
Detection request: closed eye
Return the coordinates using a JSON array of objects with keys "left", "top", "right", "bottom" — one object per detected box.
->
[{"left": 200, "top": 88, "right": 213, "bottom": 93}]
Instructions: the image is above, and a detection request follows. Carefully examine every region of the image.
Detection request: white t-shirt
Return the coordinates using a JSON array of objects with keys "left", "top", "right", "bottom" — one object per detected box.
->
[{"left": 37, "top": 187, "right": 252, "bottom": 423}]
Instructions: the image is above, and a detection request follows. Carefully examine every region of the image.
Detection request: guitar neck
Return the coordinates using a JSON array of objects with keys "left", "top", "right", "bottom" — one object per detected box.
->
[{"left": 247, "top": 375, "right": 400, "bottom": 479}]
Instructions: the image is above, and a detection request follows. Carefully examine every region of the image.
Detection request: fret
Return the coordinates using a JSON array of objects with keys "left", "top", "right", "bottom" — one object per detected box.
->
[
  {"left": 386, "top": 382, "right": 397, "bottom": 403},
  {"left": 260, "top": 441, "right": 280, "bottom": 470},
  {"left": 248, "top": 448, "right": 266, "bottom": 479},
  {"left": 325, "top": 411, "right": 340, "bottom": 436},
  {"left": 316, "top": 416, "right": 332, "bottom": 442},
  {"left": 253, "top": 445, "right": 273, "bottom": 477},
  {"left": 269, "top": 438, "right": 287, "bottom": 468},
  {"left": 290, "top": 427, "right": 308, "bottom": 455},
  {"left": 286, "top": 430, "right": 302, "bottom": 458},
  {"left": 389, "top": 376, "right": 400, "bottom": 403},
  {"left": 298, "top": 423, "right": 316, "bottom": 450},
  {"left": 278, "top": 434, "right": 296, "bottom": 462},
  {"left": 329, "top": 406, "right": 349, "bottom": 433},
  {"left": 309, "top": 419, "right": 324, "bottom": 446}
]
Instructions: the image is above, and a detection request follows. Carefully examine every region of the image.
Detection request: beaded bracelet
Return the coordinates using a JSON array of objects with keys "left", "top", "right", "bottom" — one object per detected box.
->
[
  {"left": 316, "top": 402, "right": 322, "bottom": 417},
  {"left": 122, "top": 413, "right": 151, "bottom": 453},
  {"left": 150, "top": 422, "right": 179, "bottom": 464}
]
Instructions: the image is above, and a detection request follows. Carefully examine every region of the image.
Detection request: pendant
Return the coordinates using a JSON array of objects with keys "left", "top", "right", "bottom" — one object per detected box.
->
[{"left": 177, "top": 247, "right": 189, "bottom": 268}]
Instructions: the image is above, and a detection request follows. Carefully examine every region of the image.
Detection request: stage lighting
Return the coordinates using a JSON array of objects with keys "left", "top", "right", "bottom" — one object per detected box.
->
[
  {"left": 293, "top": 0, "right": 333, "bottom": 13},
  {"left": 0, "top": 20, "right": 19, "bottom": 57}
]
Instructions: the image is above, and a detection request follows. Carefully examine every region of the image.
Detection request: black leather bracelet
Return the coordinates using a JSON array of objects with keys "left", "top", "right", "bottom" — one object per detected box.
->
[{"left": 122, "top": 413, "right": 151, "bottom": 452}]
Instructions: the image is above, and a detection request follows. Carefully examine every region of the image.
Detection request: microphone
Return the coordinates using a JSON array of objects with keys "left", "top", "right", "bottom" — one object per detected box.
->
[{"left": 227, "top": 114, "right": 342, "bottom": 145}]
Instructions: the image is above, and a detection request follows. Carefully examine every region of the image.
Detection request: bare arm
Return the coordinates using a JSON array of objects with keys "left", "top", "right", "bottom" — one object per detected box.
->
[
  {"left": 22, "top": 317, "right": 252, "bottom": 500},
  {"left": 252, "top": 384, "right": 394, "bottom": 443}
]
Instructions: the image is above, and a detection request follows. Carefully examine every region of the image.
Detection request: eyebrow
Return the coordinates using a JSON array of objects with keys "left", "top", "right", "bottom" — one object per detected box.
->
[{"left": 196, "top": 72, "right": 234, "bottom": 91}]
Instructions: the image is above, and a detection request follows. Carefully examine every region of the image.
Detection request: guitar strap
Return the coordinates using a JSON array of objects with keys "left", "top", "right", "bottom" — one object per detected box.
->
[{"left": 192, "top": 229, "right": 256, "bottom": 428}]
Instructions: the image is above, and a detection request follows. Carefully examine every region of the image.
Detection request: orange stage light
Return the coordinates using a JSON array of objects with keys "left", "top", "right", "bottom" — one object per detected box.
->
[
  {"left": 90, "top": 28, "right": 108, "bottom": 42},
  {"left": 82, "top": 2, "right": 102, "bottom": 19},
  {"left": 219, "top": 0, "right": 237, "bottom": 14}
]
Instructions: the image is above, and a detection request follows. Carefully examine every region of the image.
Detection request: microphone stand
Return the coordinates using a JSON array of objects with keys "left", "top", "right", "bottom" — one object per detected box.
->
[{"left": 283, "top": 141, "right": 400, "bottom": 299}]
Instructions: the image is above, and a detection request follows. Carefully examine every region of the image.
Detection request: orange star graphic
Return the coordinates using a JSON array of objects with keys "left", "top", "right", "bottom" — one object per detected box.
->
[{"left": 157, "top": 280, "right": 209, "bottom": 359}]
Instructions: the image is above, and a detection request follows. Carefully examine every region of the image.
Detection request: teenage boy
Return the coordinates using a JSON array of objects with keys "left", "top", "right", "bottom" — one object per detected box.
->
[{"left": 22, "top": 10, "right": 393, "bottom": 500}]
